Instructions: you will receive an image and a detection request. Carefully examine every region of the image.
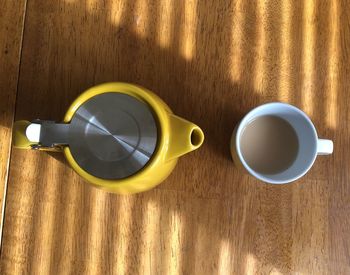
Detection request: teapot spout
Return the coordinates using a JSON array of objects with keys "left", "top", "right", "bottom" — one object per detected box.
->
[{"left": 164, "top": 114, "right": 204, "bottom": 162}]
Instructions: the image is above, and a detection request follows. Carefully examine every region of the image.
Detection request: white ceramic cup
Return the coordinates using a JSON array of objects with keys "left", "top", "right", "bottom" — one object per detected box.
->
[{"left": 230, "top": 102, "right": 333, "bottom": 184}]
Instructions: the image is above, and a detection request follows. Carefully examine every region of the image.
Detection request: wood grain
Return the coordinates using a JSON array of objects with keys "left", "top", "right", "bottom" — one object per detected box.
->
[
  {"left": 0, "top": 0, "right": 26, "bottom": 234},
  {"left": 1, "top": 0, "right": 350, "bottom": 274}
]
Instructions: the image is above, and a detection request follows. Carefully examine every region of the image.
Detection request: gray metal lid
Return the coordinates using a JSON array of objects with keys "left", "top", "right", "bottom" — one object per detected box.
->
[{"left": 65, "top": 92, "right": 158, "bottom": 179}]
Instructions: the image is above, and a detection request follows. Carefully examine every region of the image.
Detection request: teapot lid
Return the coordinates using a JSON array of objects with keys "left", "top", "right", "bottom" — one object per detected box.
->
[{"left": 68, "top": 92, "right": 158, "bottom": 179}]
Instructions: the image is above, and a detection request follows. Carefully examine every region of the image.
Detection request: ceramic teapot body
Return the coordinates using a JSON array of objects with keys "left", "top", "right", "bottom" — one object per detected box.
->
[{"left": 13, "top": 83, "right": 204, "bottom": 194}]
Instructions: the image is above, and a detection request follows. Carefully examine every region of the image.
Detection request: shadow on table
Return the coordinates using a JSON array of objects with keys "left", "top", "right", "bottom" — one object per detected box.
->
[{"left": 2, "top": 0, "right": 345, "bottom": 274}]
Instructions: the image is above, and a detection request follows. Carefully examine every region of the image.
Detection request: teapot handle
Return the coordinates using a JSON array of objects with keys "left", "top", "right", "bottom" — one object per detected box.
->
[
  {"left": 12, "top": 120, "right": 36, "bottom": 149},
  {"left": 12, "top": 120, "right": 65, "bottom": 152}
]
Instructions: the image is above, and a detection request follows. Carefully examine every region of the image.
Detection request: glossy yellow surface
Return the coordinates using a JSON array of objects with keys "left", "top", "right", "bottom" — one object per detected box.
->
[{"left": 13, "top": 83, "right": 204, "bottom": 194}]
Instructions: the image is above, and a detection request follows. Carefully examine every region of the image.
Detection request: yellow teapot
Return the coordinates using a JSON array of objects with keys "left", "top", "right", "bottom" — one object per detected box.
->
[{"left": 13, "top": 83, "right": 204, "bottom": 194}]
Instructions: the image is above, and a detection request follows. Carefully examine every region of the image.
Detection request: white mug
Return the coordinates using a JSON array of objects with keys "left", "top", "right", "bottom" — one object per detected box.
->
[{"left": 230, "top": 102, "right": 333, "bottom": 184}]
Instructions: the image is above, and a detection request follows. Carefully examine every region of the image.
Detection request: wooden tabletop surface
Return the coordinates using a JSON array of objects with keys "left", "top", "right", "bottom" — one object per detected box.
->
[{"left": 0, "top": 0, "right": 349, "bottom": 274}]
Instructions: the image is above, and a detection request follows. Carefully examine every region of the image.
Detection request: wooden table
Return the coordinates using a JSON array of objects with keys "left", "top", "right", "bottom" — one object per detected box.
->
[{"left": 0, "top": 0, "right": 349, "bottom": 274}]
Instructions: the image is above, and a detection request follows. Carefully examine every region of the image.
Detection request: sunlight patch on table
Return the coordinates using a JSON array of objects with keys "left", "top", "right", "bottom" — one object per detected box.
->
[
  {"left": 230, "top": 0, "right": 243, "bottom": 82},
  {"left": 139, "top": 199, "right": 160, "bottom": 274},
  {"left": 3, "top": 155, "right": 39, "bottom": 272},
  {"left": 32, "top": 158, "right": 61, "bottom": 275},
  {"left": 270, "top": 267, "right": 283, "bottom": 275},
  {"left": 110, "top": 0, "right": 126, "bottom": 26},
  {"left": 0, "top": 124, "right": 9, "bottom": 131},
  {"left": 301, "top": 0, "right": 316, "bottom": 116},
  {"left": 134, "top": 0, "right": 149, "bottom": 38},
  {"left": 253, "top": 0, "right": 268, "bottom": 93},
  {"left": 218, "top": 239, "right": 232, "bottom": 275},
  {"left": 158, "top": 0, "right": 173, "bottom": 48},
  {"left": 278, "top": 0, "right": 292, "bottom": 101},
  {"left": 326, "top": 0, "right": 339, "bottom": 129},
  {"left": 115, "top": 197, "right": 135, "bottom": 275},
  {"left": 54, "top": 169, "right": 79, "bottom": 274},
  {"left": 86, "top": 0, "right": 98, "bottom": 13},
  {"left": 0, "top": 125, "right": 11, "bottom": 246},
  {"left": 87, "top": 190, "right": 108, "bottom": 275},
  {"left": 193, "top": 224, "right": 207, "bottom": 274},
  {"left": 168, "top": 211, "right": 183, "bottom": 275},
  {"left": 245, "top": 254, "right": 256, "bottom": 275},
  {"left": 181, "top": 0, "right": 198, "bottom": 60}
]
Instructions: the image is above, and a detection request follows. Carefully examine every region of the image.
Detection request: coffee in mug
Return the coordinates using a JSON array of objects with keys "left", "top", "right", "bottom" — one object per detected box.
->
[{"left": 240, "top": 115, "right": 299, "bottom": 175}]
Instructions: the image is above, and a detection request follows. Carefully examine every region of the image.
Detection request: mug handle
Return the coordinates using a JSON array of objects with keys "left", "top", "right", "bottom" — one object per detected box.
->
[{"left": 317, "top": 139, "right": 334, "bottom": 155}]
